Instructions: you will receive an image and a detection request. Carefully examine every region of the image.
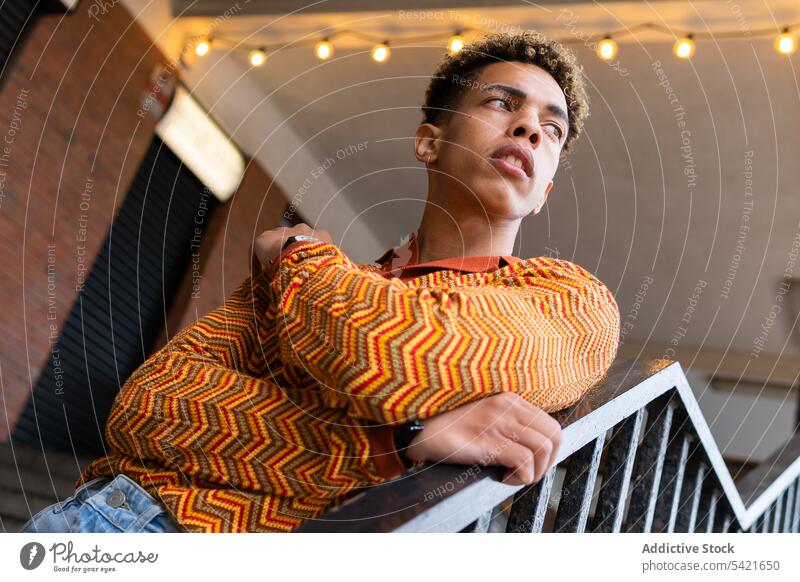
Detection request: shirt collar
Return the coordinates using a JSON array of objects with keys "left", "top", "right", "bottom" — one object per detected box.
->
[{"left": 374, "top": 232, "right": 521, "bottom": 278}]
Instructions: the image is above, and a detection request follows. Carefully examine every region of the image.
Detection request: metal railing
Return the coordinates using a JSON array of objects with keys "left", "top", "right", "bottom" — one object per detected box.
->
[{"left": 296, "top": 358, "right": 800, "bottom": 533}]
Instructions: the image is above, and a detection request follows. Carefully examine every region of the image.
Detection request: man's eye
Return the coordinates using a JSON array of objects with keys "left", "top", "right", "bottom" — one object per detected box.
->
[
  {"left": 544, "top": 124, "right": 564, "bottom": 141},
  {"left": 487, "top": 97, "right": 512, "bottom": 110}
]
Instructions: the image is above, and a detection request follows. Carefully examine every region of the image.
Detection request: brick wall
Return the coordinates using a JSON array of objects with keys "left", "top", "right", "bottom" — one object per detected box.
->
[
  {"left": 155, "top": 159, "right": 288, "bottom": 346},
  {"left": 0, "top": 5, "right": 287, "bottom": 441}
]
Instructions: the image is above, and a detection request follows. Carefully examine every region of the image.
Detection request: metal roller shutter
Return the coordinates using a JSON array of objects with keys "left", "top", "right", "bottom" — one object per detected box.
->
[{"left": 13, "top": 136, "right": 218, "bottom": 455}]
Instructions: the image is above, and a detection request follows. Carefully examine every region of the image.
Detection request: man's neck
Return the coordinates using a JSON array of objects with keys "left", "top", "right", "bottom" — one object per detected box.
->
[{"left": 415, "top": 210, "right": 520, "bottom": 264}]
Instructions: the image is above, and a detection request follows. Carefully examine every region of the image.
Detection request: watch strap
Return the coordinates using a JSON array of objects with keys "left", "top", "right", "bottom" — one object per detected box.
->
[
  {"left": 282, "top": 234, "right": 322, "bottom": 250},
  {"left": 394, "top": 420, "right": 425, "bottom": 469}
]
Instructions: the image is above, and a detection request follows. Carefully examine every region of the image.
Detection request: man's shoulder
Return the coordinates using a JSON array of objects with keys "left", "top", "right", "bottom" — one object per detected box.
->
[
  {"left": 507, "top": 256, "right": 610, "bottom": 288},
  {"left": 353, "top": 262, "right": 385, "bottom": 274},
  {"left": 510, "top": 255, "right": 591, "bottom": 273}
]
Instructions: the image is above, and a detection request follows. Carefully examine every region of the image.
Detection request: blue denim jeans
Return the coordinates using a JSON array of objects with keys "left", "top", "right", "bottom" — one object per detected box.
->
[{"left": 20, "top": 474, "right": 182, "bottom": 533}]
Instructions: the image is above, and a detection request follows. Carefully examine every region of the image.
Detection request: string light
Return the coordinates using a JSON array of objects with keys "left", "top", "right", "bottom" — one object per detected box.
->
[
  {"left": 371, "top": 41, "right": 390, "bottom": 63},
  {"left": 183, "top": 21, "right": 800, "bottom": 69},
  {"left": 448, "top": 33, "right": 465, "bottom": 55},
  {"left": 315, "top": 38, "right": 334, "bottom": 60},
  {"left": 673, "top": 35, "right": 696, "bottom": 60},
  {"left": 596, "top": 36, "right": 618, "bottom": 61},
  {"left": 194, "top": 39, "right": 211, "bottom": 57},
  {"left": 775, "top": 28, "right": 798, "bottom": 55},
  {"left": 249, "top": 49, "right": 267, "bottom": 67}
]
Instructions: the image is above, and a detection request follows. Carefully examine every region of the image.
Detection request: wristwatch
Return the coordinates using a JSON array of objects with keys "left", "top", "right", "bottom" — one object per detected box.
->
[
  {"left": 394, "top": 419, "right": 425, "bottom": 469},
  {"left": 282, "top": 234, "right": 322, "bottom": 250}
]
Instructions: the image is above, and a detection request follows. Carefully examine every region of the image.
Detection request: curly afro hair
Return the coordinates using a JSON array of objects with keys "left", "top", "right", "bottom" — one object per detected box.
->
[{"left": 422, "top": 31, "right": 589, "bottom": 152}]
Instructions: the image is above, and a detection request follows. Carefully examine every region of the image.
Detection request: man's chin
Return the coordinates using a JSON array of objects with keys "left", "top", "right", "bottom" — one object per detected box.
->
[
  {"left": 471, "top": 184, "right": 533, "bottom": 218},
  {"left": 475, "top": 202, "right": 531, "bottom": 223}
]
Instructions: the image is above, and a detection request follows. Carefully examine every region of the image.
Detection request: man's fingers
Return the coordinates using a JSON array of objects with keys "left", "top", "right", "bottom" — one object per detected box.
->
[
  {"left": 502, "top": 467, "right": 528, "bottom": 486},
  {"left": 504, "top": 396, "right": 563, "bottom": 470},
  {"left": 508, "top": 425, "right": 554, "bottom": 483},
  {"left": 491, "top": 441, "right": 537, "bottom": 485},
  {"left": 509, "top": 397, "right": 562, "bottom": 435},
  {"left": 490, "top": 393, "right": 561, "bottom": 435}
]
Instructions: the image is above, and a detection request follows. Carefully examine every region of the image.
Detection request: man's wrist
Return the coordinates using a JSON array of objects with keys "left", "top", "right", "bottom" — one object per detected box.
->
[
  {"left": 394, "top": 420, "right": 425, "bottom": 469},
  {"left": 281, "top": 234, "right": 322, "bottom": 251},
  {"left": 264, "top": 237, "right": 325, "bottom": 280}
]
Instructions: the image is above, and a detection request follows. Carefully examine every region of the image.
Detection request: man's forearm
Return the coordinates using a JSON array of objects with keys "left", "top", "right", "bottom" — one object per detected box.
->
[
  {"left": 271, "top": 240, "right": 621, "bottom": 424},
  {"left": 94, "top": 271, "right": 409, "bottom": 498}
]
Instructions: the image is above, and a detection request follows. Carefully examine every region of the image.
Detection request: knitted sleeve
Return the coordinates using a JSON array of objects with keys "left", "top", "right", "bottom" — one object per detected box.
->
[
  {"left": 271, "top": 241, "right": 621, "bottom": 424},
  {"left": 99, "top": 271, "right": 403, "bottom": 497}
]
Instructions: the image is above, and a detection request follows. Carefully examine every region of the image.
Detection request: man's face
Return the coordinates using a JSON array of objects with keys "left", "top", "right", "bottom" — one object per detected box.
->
[{"left": 424, "top": 61, "right": 568, "bottom": 221}]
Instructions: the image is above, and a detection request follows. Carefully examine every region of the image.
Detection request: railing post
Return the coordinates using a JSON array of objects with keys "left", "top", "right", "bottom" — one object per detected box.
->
[
  {"left": 626, "top": 393, "right": 677, "bottom": 532},
  {"left": 761, "top": 508, "right": 771, "bottom": 533},
  {"left": 782, "top": 482, "right": 795, "bottom": 532},
  {"left": 460, "top": 508, "right": 495, "bottom": 533},
  {"left": 720, "top": 514, "right": 733, "bottom": 533},
  {"left": 592, "top": 408, "right": 645, "bottom": 533},
  {"left": 505, "top": 466, "right": 557, "bottom": 533},
  {"left": 772, "top": 494, "right": 784, "bottom": 532},
  {"left": 676, "top": 460, "right": 706, "bottom": 533},
  {"left": 694, "top": 485, "right": 720, "bottom": 533},
  {"left": 652, "top": 418, "right": 693, "bottom": 533},
  {"left": 554, "top": 435, "right": 605, "bottom": 532}
]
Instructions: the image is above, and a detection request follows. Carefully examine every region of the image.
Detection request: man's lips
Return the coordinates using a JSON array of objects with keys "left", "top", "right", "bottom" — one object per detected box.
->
[
  {"left": 488, "top": 144, "right": 534, "bottom": 179},
  {"left": 488, "top": 157, "right": 528, "bottom": 180}
]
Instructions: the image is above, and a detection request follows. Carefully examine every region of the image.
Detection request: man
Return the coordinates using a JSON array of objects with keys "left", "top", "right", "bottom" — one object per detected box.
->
[{"left": 22, "top": 31, "right": 619, "bottom": 533}]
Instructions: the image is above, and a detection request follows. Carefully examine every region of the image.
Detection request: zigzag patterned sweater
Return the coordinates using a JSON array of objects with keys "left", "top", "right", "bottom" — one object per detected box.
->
[{"left": 78, "top": 239, "right": 621, "bottom": 532}]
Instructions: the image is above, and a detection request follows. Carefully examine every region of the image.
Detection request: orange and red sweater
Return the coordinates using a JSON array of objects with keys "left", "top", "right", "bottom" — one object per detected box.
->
[{"left": 78, "top": 234, "right": 621, "bottom": 532}]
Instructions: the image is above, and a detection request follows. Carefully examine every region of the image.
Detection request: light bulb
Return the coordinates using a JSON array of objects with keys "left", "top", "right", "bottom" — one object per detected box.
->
[
  {"left": 372, "top": 42, "right": 390, "bottom": 63},
  {"left": 448, "top": 34, "right": 464, "bottom": 55},
  {"left": 249, "top": 49, "right": 266, "bottom": 67},
  {"left": 673, "top": 36, "right": 695, "bottom": 60},
  {"left": 315, "top": 39, "right": 334, "bottom": 60},
  {"left": 195, "top": 39, "right": 210, "bottom": 57},
  {"left": 596, "top": 37, "right": 618, "bottom": 61},
  {"left": 775, "top": 29, "right": 798, "bottom": 55}
]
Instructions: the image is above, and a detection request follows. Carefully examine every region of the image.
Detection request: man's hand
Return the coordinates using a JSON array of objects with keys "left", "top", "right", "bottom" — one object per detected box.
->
[
  {"left": 404, "top": 393, "right": 563, "bottom": 486},
  {"left": 252, "top": 224, "right": 332, "bottom": 274}
]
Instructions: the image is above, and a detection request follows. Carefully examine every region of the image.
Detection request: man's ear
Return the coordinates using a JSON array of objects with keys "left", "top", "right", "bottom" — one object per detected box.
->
[
  {"left": 414, "top": 123, "right": 442, "bottom": 165},
  {"left": 533, "top": 181, "right": 554, "bottom": 215}
]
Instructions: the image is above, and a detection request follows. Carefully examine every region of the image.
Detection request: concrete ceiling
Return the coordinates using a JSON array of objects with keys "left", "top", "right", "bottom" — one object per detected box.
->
[{"left": 171, "top": 0, "right": 800, "bottom": 384}]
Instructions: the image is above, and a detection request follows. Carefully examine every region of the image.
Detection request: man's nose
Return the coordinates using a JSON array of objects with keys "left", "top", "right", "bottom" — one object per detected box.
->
[{"left": 509, "top": 114, "right": 542, "bottom": 149}]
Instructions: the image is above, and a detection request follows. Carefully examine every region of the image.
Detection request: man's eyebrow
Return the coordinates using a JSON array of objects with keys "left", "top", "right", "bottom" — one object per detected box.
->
[
  {"left": 482, "top": 83, "right": 569, "bottom": 128},
  {"left": 483, "top": 83, "right": 527, "bottom": 101}
]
